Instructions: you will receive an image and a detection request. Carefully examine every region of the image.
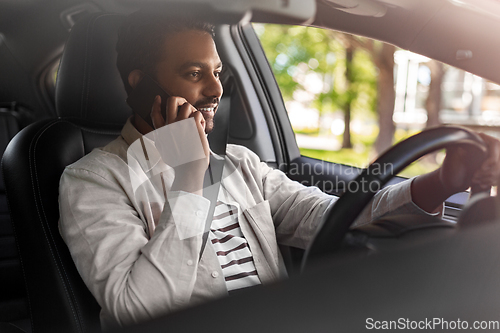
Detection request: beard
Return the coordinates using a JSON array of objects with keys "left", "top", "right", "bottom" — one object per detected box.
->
[
  {"left": 204, "top": 117, "right": 215, "bottom": 134},
  {"left": 194, "top": 97, "right": 219, "bottom": 135}
]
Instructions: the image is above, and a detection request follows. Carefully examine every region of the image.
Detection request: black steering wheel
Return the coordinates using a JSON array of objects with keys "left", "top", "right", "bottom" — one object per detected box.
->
[{"left": 302, "top": 126, "right": 488, "bottom": 270}]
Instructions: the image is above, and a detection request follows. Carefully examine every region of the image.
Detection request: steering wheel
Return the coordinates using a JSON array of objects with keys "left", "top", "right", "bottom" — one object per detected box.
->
[{"left": 301, "top": 126, "right": 488, "bottom": 270}]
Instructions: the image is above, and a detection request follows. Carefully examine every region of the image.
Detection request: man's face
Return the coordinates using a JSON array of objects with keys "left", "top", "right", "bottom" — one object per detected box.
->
[{"left": 155, "top": 29, "right": 223, "bottom": 134}]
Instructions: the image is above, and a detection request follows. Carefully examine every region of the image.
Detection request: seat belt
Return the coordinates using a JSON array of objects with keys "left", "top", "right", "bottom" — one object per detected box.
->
[
  {"left": 199, "top": 77, "right": 232, "bottom": 258},
  {"left": 200, "top": 155, "right": 225, "bottom": 257}
]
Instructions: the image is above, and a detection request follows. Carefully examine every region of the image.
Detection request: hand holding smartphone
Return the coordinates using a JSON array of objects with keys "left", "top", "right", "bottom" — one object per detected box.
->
[
  {"left": 126, "top": 73, "right": 210, "bottom": 167},
  {"left": 126, "top": 74, "right": 170, "bottom": 129}
]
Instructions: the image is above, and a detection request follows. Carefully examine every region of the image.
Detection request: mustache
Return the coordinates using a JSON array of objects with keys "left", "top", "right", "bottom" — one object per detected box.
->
[{"left": 194, "top": 97, "right": 220, "bottom": 109}]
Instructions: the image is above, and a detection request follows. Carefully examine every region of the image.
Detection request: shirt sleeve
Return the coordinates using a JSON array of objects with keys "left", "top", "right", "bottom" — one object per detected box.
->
[
  {"left": 258, "top": 159, "right": 442, "bottom": 249},
  {"left": 352, "top": 177, "right": 443, "bottom": 227},
  {"left": 260, "top": 163, "right": 338, "bottom": 249},
  {"left": 58, "top": 166, "right": 210, "bottom": 327}
]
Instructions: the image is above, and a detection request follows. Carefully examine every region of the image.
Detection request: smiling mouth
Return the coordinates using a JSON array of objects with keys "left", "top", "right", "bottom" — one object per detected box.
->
[{"left": 197, "top": 107, "right": 216, "bottom": 113}]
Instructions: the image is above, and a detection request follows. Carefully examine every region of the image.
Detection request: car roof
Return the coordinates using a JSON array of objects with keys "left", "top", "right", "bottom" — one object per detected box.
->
[{"left": 1, "top": 0, "right": 500, "bottom": 83}]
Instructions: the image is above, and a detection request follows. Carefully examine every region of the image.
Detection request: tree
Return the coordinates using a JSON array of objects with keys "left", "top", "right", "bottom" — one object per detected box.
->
[
  {"left": 343, "top": 46, "right": 354, "bottom": 148},
  {"left": 255, "top": 24, "right": 377, "bottom": 149},
  {"left": 425, "top": 60, "right": 445, "bottom": 128},
  {"left": 332, "top": 35, "right": 397, "bottom": 155},
  {"left": 372, "top": 43, "right": 397, "bottom": 155}
]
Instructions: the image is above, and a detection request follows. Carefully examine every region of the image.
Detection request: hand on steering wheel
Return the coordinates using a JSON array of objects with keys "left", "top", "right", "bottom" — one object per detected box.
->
[
  {"left": 302, "top": 126, "right": 489, "bottom": 270},
  {"left": 440, "top": 132, "right": 500, "bottom": 195}
]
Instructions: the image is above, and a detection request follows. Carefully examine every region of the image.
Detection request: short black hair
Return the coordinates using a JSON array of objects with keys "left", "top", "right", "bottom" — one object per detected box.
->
[{"left": 116, "top": 6, "right": 215, "bottom": 95}]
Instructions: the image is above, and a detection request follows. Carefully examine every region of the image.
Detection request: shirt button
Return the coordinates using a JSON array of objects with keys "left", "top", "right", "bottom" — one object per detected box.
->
[
  {"left": 211, "top": 271, "right": 219, "bottom": 278},
  {"left": 187, "top": 260, "right": 193, "bottom": 266},
  {"left": 195, "top": 210, "right": 204, "bottom": 217}
]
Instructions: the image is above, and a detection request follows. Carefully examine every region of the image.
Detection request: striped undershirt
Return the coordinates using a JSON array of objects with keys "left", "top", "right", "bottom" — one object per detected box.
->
[{"left": 209, "top": 200, "right": 261, "bottom": 292}]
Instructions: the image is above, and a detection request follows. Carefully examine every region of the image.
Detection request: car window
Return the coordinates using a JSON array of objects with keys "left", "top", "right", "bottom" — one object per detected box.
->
[{"left": 254, "top": 23, "right": 500, "bottom": 180}]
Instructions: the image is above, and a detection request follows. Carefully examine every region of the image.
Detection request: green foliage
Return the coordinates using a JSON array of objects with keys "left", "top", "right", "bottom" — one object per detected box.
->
[
  {"left": 254, "top": 23, "right": 377, "bottom": 117},
  {"left": 255, "top": 23, "right": 438, "bottom": 179}
]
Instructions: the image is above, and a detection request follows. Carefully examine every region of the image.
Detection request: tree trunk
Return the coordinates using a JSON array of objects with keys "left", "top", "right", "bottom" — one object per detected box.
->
[
  {"left": 342, "top": 47, "right": 353, "bottom": 149},
  {"left": 425, "top": 60, "right": 445, "bottom": 128},
  {"left": 343, "top": 103, "right": 352, "bottom": 148},
  {"left": 373, "top": 44, "right": 396, "bottom": 155}
]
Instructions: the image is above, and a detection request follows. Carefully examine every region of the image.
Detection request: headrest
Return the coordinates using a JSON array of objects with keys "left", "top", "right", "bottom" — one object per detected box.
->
[{"left": 55, "top": 13, "right": 131, "bottom": 126}]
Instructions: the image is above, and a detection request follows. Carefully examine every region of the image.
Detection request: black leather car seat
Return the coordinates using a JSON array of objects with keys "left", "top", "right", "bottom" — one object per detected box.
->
[
  {"left": 1, "top": 9, "right": 234, "bottom": 332},
  {"left": 0, "top": 104, "right": 34, "bottom": 333},
  {"left": 2, "top": 13, "right": 131, "bottom": 333}
]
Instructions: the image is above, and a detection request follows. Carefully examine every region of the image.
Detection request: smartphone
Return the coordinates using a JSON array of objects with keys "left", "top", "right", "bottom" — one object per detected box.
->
[{"left": 126, "top": 74, "right": 169, "bottom": 129}]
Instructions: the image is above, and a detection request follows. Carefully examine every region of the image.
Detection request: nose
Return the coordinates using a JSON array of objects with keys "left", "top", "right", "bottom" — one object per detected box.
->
[{"left": 203, "top": 73, "right": 223, "bottom": 99}]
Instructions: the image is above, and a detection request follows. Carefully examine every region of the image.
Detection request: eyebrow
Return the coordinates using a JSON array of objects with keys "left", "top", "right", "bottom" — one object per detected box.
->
[{"left": 179, "top": 61, "right": 223, "bottom": 71}]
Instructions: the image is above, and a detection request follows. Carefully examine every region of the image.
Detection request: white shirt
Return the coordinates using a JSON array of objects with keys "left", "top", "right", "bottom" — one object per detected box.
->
[{"left": 58, "top": 117, "right": 440, "bottom": 329}]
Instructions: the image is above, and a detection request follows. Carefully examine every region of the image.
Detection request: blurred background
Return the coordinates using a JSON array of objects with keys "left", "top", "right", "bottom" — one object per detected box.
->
[{"left": 254, "top": 24, "right": 500, "bottom": 178}]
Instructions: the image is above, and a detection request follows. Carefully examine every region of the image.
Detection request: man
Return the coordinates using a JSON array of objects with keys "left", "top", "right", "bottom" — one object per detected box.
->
[{"left": 58, "top": 7, "right": 500, "bottom": 330}]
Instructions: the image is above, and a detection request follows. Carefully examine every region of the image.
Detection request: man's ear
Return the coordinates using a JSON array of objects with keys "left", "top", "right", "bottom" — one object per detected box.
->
[{"left": 128, "top": 70, "right": 145, "bottom": 90}]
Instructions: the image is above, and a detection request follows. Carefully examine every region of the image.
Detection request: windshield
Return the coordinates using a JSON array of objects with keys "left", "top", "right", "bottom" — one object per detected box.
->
[{"left": 255, "top": 23, "right": 500, "bottom": 181}]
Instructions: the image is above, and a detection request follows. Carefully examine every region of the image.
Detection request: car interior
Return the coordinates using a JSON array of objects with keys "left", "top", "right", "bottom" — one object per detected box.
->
[
  {"left": 0, "top": 3, "right": 305, "bottom": 332},
  {"left": 1, "top": 0, "right": 500, "bottom": 332},
  {"left": 0, "top": 103, "right": 35, "bottom": 332}
]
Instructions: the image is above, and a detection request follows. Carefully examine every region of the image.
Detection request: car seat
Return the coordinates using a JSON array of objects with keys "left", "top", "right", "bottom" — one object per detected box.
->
[
  {"left": 0, "top": 103, "right": 34, "bottom": 332},
  {"left": 1, "top": 10, "right": 234, "bottom": 332},
  {"left": 2, "top": 13, "right": 130, "bottom": 333}
]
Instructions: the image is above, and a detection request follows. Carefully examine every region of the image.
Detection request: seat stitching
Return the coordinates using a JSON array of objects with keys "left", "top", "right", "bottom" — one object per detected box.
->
[
  {"left": 3, "top": 185, "right": 34, "bottom": 333},
  {"left": 3, "top": 120, "right": 70, "bottom": 333},
  {"left": 29, "top": 120, "right": 85, "bottom": 332}
]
